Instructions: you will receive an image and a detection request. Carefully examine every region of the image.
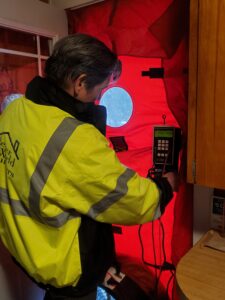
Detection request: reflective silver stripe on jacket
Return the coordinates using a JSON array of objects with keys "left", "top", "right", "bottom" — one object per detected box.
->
[
  {"left": 87, "top": 168, "right": 136, "bottom": 219},
  {"left": 28, "top": 117, "right": 81, "bottom": 227},
  {"left": 0, "top": 187, "right": 31, "bottom": 216},
  {"left": 152, "top": 204, "right": 161, "bottom": 220},
  {"left": 1, "top": 117, "right": 137, "bottom": 226},
  {"left": 0, "top": 118, "right": 80, "bottom": 226}
]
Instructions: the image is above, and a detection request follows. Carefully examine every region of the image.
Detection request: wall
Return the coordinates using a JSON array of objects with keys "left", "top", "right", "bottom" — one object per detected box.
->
[
  {"left": 0, "top": 0, "right": 68, "bottom": 38},
  {"left": 193, "top": 185, "right": 213, "bottom": 244},
  {"left": 0, "top": 2, "right": 67, "bottom": 299}
]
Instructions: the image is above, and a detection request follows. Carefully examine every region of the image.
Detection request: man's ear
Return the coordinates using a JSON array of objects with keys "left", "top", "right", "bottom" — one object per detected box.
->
[{"left": 74, "top": 74, "right": 86, "bottom": 94}]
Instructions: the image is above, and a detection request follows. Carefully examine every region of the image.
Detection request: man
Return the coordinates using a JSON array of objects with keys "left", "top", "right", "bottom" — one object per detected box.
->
[{"left": 0, "top": 33, "right": 178, "bottom": 299}]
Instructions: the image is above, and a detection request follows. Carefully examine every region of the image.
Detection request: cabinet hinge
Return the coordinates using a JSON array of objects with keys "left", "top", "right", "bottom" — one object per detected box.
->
[{"left": 192, "top": 160, "right": 196, "bottom": 181}]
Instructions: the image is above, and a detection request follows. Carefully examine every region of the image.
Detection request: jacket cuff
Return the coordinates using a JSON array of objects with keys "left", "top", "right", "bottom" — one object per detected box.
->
[{"left": 152, "top": 177, "right": 174, "bottom": 214}]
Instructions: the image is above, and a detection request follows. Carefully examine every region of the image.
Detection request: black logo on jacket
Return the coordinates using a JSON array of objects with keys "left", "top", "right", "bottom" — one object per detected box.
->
[{"left": 0, "top": 132, "right": 19, "bottom": 177}]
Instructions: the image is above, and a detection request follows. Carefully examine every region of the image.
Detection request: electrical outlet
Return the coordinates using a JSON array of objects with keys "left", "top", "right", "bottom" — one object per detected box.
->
[{"left": 210, "top": 196, "right": 225, "bottom": 233}]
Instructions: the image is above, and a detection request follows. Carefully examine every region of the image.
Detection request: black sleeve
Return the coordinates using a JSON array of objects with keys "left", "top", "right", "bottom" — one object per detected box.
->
[{"left": 151, "top": 177, "right": 174, "bottom": 214}]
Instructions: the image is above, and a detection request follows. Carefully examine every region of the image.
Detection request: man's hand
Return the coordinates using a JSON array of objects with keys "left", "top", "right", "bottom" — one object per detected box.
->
[{"left": 162, "top": 171, "right": 180, "bottom": 192}]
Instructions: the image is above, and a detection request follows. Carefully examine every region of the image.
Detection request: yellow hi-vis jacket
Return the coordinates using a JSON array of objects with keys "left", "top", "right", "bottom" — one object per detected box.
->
[{"left": 0, "top": 96, "right": 161, "bottom": 288}]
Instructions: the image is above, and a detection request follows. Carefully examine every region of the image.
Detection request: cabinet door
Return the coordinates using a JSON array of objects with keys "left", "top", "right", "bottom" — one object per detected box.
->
[{"left": 187, "top": 0, "right": 225, "bottom": 188}]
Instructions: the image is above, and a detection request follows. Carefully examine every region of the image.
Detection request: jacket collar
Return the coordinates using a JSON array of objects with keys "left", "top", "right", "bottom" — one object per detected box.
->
[{"left": 25, "top": 76, "right": 106, "bottom": 135}]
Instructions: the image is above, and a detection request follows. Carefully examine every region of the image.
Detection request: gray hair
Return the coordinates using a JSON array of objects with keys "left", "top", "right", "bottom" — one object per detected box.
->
[{"left": 45, "top": 33, "right": 121, "bottom": 90}]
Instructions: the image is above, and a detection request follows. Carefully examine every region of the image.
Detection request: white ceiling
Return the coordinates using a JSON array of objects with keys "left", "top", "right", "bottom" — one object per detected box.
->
[{"left": 51, "top": 0, "right": 105, "bottom": 10}]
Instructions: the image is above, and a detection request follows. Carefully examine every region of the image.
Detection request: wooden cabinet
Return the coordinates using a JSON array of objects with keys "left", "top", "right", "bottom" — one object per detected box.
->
[{"left": 187, "top": 0, "right": 225, "bottom": 189}]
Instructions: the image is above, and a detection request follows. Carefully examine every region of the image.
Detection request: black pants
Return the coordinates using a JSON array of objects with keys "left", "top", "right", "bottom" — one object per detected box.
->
[{"left": 44, "top": 276, "right": 151, "bottom": 300}]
